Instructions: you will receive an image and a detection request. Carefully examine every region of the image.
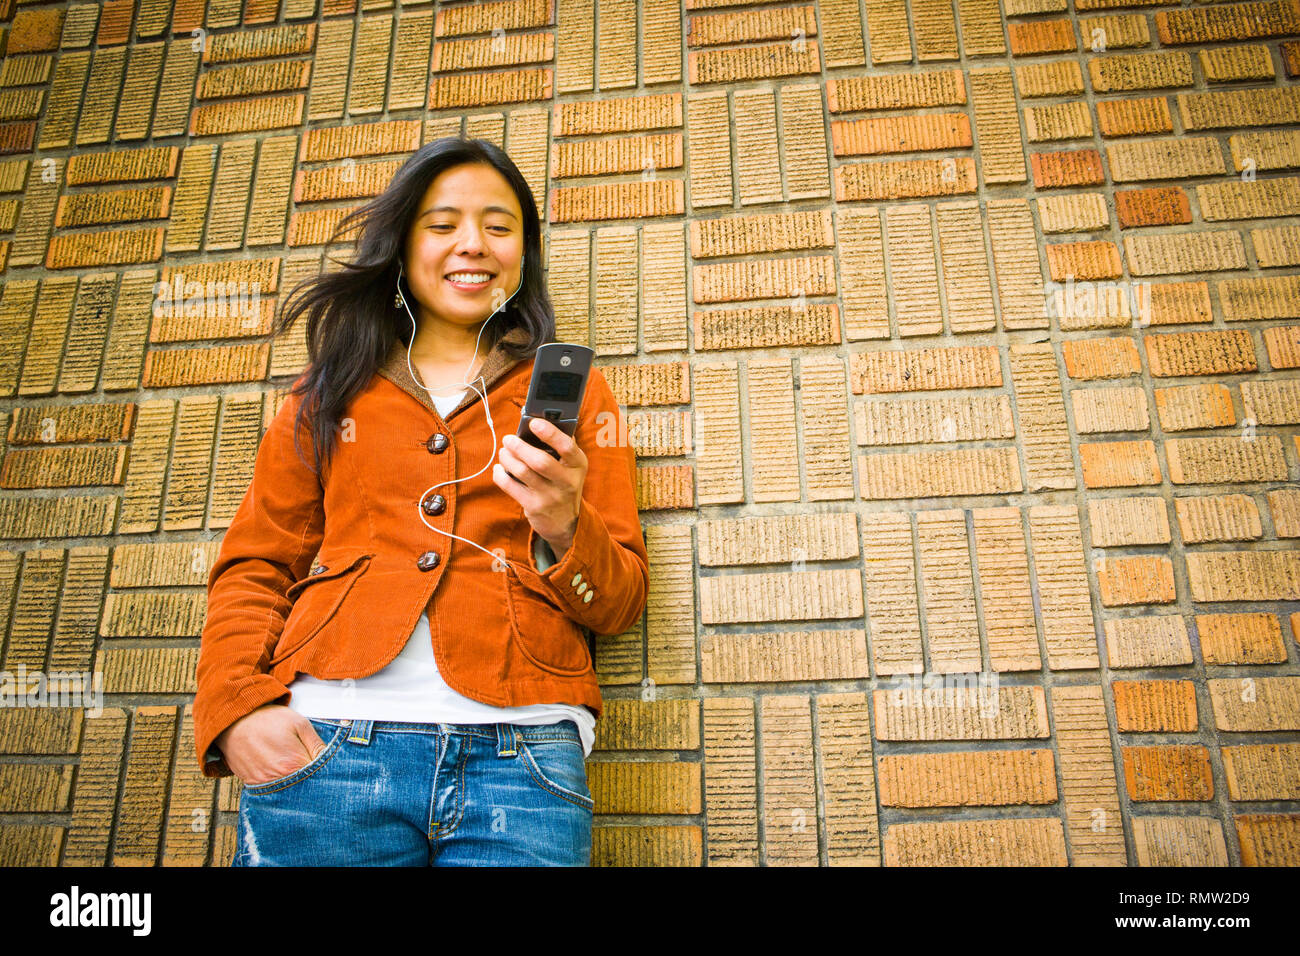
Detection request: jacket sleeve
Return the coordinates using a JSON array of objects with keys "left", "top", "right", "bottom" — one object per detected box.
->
[
  {"left": 193, "top": 377, "right": 325, "bottom": 779},
  {"left": 510, "top": 366, "right": 649, "bottom": 638}
]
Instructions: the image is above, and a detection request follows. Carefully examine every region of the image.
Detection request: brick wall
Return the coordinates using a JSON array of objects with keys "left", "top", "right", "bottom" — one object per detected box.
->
[{"left": 0, "top": 0, "right": 1297, "bottom": 866}]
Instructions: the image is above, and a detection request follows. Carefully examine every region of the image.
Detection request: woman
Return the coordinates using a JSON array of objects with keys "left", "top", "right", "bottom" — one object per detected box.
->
[{"left": 194, "top": 137, "right": 650, "bottom": 866}]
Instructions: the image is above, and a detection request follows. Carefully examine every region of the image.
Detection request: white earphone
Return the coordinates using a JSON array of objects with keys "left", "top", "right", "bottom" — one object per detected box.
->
[{"left": 396, "top": 256, "right": 526, "bottom": 570}]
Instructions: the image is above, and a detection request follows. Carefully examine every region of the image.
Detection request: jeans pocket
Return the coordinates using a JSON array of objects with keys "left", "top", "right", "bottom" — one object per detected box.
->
[
  {"left": 518, "top": 736, "right": 594, "bottom": 812},
  {"left": 239, "top": 719, "right": 348, "bottom": 797}
]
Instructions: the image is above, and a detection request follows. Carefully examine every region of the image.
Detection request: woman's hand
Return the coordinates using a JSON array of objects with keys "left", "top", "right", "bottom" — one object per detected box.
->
[
  {"left": 493, "top": 416, "right": 587, "bottom": 557},
  {"left": 215, "top": 704, "right": 327, "bottom": 787}
]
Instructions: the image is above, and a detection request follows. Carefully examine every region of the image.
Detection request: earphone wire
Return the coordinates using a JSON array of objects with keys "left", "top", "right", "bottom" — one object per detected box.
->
[{"left": 397, "top": 259, "right": 525, "bottom": 572}]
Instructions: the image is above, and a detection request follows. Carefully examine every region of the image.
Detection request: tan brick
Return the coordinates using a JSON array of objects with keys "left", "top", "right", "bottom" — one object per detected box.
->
[
  {"left": 1134, "top": 817, "right": 1230, "bottom": 866},
  {"left": 1230, "top": 129, "right": 1300, "bottom": 171},
  {"left": 1199, "top": 44, "right": 1276, "bottom": 83},
  {"left": 1074, "top": 387, "right": 1150, "bottom": 433},
  {"left": 1167, "top": 436, "right": 1288, "bottom": 484},
  {"left": 1157, "top": 0, "right": 1300, "bottom": 44},
  {"left": 1220, "top": 275, "right": 1300, "bottom": 321},
  {"left": 1145, "top": 329, "right": 1257, "bottom": 377},
  {"left": 1154, "top": 383, "right": 1237, "bottom": 432},
  {"left": 1107, "top": 136, "right": 1225, "bottom": 182},
  {"left": 1124, "top": 231, "right": 1247, "bottom": 276},
  {"left": 1197, "top": 177, "right": 1300, "bottom": 221},
  {"left": 971, "top": 67, "right": 1027, "bottom": 183},
  {"left": 1264, "top": 325, "right": 1300, "bottom": 367},
  {"left": 835, "top": 157, "right": 977, "bottom": 200},
  {"left": 1079, "top": 14, "right": 1151, "bottom": 49},
  {"left": 1179, "top": 87, "right": 1300, "bottom": 129},
  {"left": 1223, "top": 745, "right": 1300, "bottom": 801},
  {"left": 1016, "top": 60, "right": 1085, "bottom": 97},
  {"left": 1087, "top": 494, "right": 1168, "bottom": 543},
  {"left": 1186, "top": 496, "right": 1267, "bottom": 557},
  {"left": 1037, "top": 193, "right": 1109, "bottom": 233},
  {"left": 878, "top": 749, "right": 1058, "bottom": 806},
  {"left": 827, "top": 70, "right": 966, "bottom": 112},
  {"left": 1208, "top": 676, "right": 1300, "bottom": 730},
  {"left": 1253, "top": 225, "right": 1300, "bottom": 267},
  {"left": 1024, "top": 101, "right": 1094, "bottom": 141},
  {"left": 884, "top": 818, "right": 1067, "bottom": 866},
  {"left": 1105, "top": 614, "right": 1194, "bottom": 669},
  {"left": 1097, "top": 96, "right": 1173, "bottom": 137},
  {"left": 1089, "top": 51, "right": 1194, "bottom": 92}
]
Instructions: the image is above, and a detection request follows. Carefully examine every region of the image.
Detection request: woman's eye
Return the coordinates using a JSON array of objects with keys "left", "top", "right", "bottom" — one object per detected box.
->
[{"left": 427, "top": 224, "right": 510, "bottom": 233}]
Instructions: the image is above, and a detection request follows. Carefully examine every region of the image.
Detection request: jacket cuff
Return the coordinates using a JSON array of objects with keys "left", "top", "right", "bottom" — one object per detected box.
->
[
  {"left": 193, "top": 673, "right": 293, "bottom": 779},
  {"left": 514, "top": 497, "right": 642, "bottom": 636}
]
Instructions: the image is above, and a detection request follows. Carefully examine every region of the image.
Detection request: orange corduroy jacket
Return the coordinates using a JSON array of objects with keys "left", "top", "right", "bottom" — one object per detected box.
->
[{"left": 193, "top": 324, "right": 649, "bottom": 778}]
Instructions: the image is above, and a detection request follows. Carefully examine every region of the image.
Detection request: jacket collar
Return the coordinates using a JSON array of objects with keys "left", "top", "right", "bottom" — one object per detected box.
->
[{"left": 377, "top": 323, "right": 534, "bottom": 422}]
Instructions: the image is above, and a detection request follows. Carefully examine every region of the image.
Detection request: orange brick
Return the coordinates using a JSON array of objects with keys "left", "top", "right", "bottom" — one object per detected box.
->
[
  {"left": 830, "top": 113, "right": 972, "bottom": 156},
  {"left": 1196, "top": 612, "right": 1289, "bottom": 664},
  {"left": 1115, "top": 187, "right": 1192, "bottom": 228},
  {"left": 1236, "top": 814, "right": 1300, "bottom": 865},
  {"left": 1124, "top": 745, "right": 1214, "bottom": 801},
  {"left": 1113, "top": 680, "right": 1198, "bottom": 732},
  {"left": 7, "top": 6, "right": 64, "bottom": 53},
  {"left": 1080, "top": 440, "right": 1163, "bottom": 487},
  {"left": 1031, "top": 149, "right": 1105, "bottom": 188},
  {"left": 1063, "top": 337, "right": 1143, "bottom": 379},
  {"left": 1009, "top": 19, "right": 1078, "bottom": 55},
  {"left": 1097, "top": 555, "right": 1177, "bottom": 605},
  {"left": 1284, "top": 41, "right": 1300, "bottom": 77},
  {"left": 1046, "top": 240, "right": 1123, "bottom": 281}
]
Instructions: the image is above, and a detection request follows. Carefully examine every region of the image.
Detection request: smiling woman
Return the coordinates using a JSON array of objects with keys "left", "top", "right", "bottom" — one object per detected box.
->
[{"left": 196, "top": 137, "right": 650, "bottom": 867}]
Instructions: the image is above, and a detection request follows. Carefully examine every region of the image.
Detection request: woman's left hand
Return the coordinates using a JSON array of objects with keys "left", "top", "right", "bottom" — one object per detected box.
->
[{"left": 493, "top": 416, "right": 587, "bottom": 557}]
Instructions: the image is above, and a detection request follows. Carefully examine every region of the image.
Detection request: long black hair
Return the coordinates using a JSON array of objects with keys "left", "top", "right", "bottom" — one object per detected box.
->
[{"left": 273, "top": 136, "right": 555, "bottom": 478}]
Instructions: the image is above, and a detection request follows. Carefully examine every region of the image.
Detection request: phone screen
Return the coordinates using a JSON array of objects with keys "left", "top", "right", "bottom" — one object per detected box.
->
[{"left": 535, "top": 371, "right": 583, "bottom": 403}]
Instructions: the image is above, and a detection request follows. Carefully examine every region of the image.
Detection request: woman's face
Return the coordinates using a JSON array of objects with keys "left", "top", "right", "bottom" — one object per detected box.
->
[{"left": 401, "top": 162, "right": 526, "bottom": 333}]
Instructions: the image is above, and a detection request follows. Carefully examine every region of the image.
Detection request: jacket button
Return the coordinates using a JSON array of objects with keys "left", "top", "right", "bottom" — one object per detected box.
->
[
  {"left": 309, "top": 565, "right": 327, "bottom": 575},
  {"left": 421, "top": 494, "right": 446, "bottom": 516},
  {"left": 417, "top": 551, "right": 441, "bottom": 571},
  {"left": 583, "top": 590, "right": 594, "bottom": 603},
  {"left": 576, "top": 581, "right": 587, "bottom": 595},
  {"left": 571, "top": 572, "right": 583, "bottom": 588},
  {"left": 426, "top": 433, "right": 449, "bottom": 454}
]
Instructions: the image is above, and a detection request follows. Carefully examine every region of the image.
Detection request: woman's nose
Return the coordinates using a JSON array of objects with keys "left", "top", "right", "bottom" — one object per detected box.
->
[{"left": 453, "top": 226, "right": 489, "bottom": 254}]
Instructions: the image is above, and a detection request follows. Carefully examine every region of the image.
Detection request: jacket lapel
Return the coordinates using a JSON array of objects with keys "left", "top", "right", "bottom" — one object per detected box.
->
[{"left": 376, "top": 323, "right": 534, "bottom": 422}]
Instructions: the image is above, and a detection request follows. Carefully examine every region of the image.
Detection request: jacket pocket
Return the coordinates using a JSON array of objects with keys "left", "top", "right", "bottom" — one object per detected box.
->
[
  {"left": 270, "top": 552, "right": 373, "bottom": 667},
  {"left": 504, "top": 569, "right": 593, "bottom": 676}
]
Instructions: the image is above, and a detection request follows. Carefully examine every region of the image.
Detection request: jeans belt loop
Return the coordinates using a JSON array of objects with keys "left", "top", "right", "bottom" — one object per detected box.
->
[
  {"left": 495, "top": 722, "right": 518, "bottom": 758},
  {"left": 346, "top": 719, "right": 374, "bottom": 746}
]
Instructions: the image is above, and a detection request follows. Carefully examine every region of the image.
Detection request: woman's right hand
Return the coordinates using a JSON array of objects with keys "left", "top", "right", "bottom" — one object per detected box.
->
[{"left": 215, "top": 704, "right": 328, "bottom": 786}]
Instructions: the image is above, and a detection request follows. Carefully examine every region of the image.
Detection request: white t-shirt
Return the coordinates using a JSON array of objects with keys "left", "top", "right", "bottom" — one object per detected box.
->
[{"left": 285, "top": 387, "right": 596, "bottom": 757}]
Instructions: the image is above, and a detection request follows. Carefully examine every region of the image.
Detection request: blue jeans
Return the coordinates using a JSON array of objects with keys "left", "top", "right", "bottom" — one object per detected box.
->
[{"left": 231, "top": 717, "right": 593, "bottom": 866}]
